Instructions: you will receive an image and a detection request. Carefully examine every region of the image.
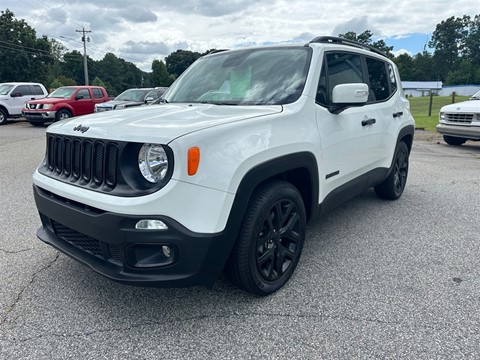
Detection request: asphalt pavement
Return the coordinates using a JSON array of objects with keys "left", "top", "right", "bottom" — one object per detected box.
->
[{"left": 1, "top": 121, "right": 479, "bottom": 359}]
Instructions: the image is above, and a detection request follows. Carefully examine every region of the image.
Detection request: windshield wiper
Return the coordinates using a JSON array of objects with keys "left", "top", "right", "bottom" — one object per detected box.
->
[{"left": 199, "top": 100, "right": 237, "bottom": 105}]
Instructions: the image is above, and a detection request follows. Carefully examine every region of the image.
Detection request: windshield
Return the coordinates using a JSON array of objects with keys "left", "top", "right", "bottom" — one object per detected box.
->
[
  {"left": 470, "top": 90, "right": 480, "bottom": 100},
  {"left": 48, "top": 87, "right": 75, "bottom": 99},
  {"left": 0, "top": 84, "right": 14, "bottom": 95},
  {"left": 115, "top": 89, "right": 151, "bottom": 102},
  {"left": 164, "top": 47, "right": 311, "bottom": 105}
]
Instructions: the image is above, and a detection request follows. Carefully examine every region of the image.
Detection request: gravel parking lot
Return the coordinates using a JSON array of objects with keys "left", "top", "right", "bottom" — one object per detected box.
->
[{"left": 1, "top": 121, "right": 479, "bottom": 359}]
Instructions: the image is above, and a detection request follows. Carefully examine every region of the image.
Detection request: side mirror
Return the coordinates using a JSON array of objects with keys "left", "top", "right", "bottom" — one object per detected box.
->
[
  {"left": 75, "top": 95, "right": 84, "bottom": 100},
  {"left": 145, "top": 96, "right": 154, "bottom": 103},
  {"left": 11, "top": 92, "right": 22, "bottom": 97},
  {"left": 330, "top": 83, "right": 369, "bottom": 114}
]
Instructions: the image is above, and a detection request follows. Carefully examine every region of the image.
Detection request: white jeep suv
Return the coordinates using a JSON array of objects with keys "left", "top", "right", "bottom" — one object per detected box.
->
[{"left": 33, "top": 37, "right": 415, "bottom": 295}]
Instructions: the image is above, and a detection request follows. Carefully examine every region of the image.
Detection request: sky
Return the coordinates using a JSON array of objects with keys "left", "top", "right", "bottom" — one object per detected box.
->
[{"left": 3, "top": 0, "right": 480, "bottom": 72}]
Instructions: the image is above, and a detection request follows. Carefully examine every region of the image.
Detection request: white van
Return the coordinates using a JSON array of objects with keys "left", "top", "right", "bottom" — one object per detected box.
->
[{"left": 0, "top": 82, "right": 48, "bottom": 125}]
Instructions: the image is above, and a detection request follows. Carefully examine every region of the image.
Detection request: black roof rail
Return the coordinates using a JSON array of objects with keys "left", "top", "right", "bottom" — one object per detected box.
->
[
  {"left": 307, "top": 36, "right": 386, "bottom": 57},
  {"left": 207, "top": 49, "right": 229, "bottom": 55}
]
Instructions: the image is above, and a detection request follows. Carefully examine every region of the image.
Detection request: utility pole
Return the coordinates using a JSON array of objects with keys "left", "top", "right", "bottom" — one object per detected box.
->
[{"left": 76, "top": 27, "right": 91, "bottom": 85}]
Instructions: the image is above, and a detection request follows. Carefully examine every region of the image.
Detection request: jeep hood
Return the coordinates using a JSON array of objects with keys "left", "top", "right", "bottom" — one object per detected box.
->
[
  {"left": 441, "top": 100, "right": 480, "bottom": 113},
  {"left": 47, "top": 103, "right": 282, "bottom": 143}
]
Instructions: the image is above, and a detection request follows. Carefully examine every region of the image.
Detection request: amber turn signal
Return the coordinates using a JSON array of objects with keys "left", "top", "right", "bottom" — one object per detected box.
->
[{"left": 188, "top": 147, "right": 200, "bottom": 176}]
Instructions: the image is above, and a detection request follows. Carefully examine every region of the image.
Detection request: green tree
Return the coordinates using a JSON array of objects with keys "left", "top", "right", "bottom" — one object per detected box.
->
[
  {"left": 394, "top": 53, "right": 415, "bottom": 80},
  {"left": 91, "top": 76, "right": 106, "bottom": 88},
  {"left": 0, "top": 9, "right": 53, "bottom": 83},
  {"left": 446, "top": 59, "right": 475, "bottom": 84},
  {"left": 165, "top": 50, "right": 202, "bottom": 78},
  {"left": 152, "top": 59, "right": 174, "bottom": 86},
  {"left": 63, "top": 50, "right": 85, "bottom": 85},
  {"left": 429, "top": 15, "right": 470, "bottom": 81},
  {"left": 49, "top": 75, "right": 76, "bottom": 90},
  {"left": 338, "top": 30, "right": 394, "bottom": 58},
  {"left": 464, "top": 15, "right": 480, "bottom": 66},
  {"left": 411, "top": 51, "right": 436, "bottom": 81}
]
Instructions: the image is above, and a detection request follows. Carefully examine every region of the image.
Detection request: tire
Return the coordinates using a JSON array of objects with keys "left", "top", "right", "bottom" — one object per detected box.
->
[
  {"left": 0, "top": 108, "right": 8, "bottom": 125},
  {"left": 226, "top": 180, "right": 306, "bottom": 296},
  {"left": 55, "top": 109, "right": 72, "bottom": 122},
  {"left": 443, "top": 135, "right": 466, "bottom": 146},
  {"left": 375, "top": 141, "right": 409, "bottom": 200}
]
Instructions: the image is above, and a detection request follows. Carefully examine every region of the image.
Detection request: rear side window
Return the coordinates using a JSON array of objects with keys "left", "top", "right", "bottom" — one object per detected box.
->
[
  {"left": 32, "top": 85, "right": 45, "bottom": 95},
  {"left": 366, "top": 57, "right": 394, "bottom": 102},
  {"left": 92, "top": 88, "right": 104, "bottom": 99},
  {"left": 316, "top": 52, "right": 397, "bottom": 107}
]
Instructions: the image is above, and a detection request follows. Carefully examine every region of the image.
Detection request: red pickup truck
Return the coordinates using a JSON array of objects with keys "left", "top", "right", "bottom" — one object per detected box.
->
[{"left": 23, "top": 86, "right": 109, "bottom": 126}]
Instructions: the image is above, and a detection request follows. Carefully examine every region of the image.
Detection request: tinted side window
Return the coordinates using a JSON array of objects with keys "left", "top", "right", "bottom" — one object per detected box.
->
[
  {"left": 76, "top": 89, "right": 91, "bottom": 99},
  {"left": 316, "top": 52, "right": 363, "bottom": 107},
  {"left": 92, "top": 88, "right": 103, "bottom": 99},
  {"left": 32, "top": 85, "right": 45, "bottom": 95},
  {"left": 366, "top": 57, "right": 391, "bottom": 101},
  {"left": 13, "top": 85, "right": 34, "bottom": 96}
]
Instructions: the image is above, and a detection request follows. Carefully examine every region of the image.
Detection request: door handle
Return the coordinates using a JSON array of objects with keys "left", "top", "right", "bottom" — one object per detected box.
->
[
  {"left": 361, "top": 118, "right": 376, "bottom": 126},
  {"left": 393, "top": 111, "right": 403, "bottom": 118}
]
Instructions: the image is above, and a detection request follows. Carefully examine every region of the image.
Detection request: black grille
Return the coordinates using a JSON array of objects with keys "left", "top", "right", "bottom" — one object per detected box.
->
[
  {"left": 52, "top": 221, "right": 103, "bottom": 257},
  {"left": 445, "top": 113, "right": 473, "bottom": 124},
  {"left": 51, "top": 220, "right": 124, "bottom": 264},
  {"left": 46, "top": 135, "right": 118, "bottom": 189}
]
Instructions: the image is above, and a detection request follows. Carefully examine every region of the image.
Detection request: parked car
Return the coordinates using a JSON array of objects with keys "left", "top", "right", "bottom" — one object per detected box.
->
[
  {"left": 32, "top": 36, "right": 414, "bottom": 295},
  {"left": 436, "top": 90, "right": 480, "bottom": 145},
  {"left": 22, "top": 86, "right": 109, "bottom": 126},
  {"left": 95, "top": 87, "right": 168, "bottom": 112},
  {"left": 0, "top": 82, "right": 48, "bottom": 125}
]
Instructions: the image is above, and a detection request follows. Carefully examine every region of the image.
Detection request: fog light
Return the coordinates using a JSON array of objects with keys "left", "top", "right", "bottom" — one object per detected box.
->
[
  {"left": 162, "top": 245, "right": 171, "bottom": 257},
  {"left": 135, "top": 219, "right": 168, "bottom": 230},
  {"left": 128, "top": 243, "right": 177, "bottom": 268}
]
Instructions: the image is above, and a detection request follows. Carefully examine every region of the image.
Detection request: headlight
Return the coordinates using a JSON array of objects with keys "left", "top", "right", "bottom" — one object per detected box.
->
[
  {"left": 43, "top": 103, "right": 53, "bottom": 110},
  {"left": 115, "top": 104, "right": 126, "bottom": 109},
  {"left": 439, "top": 112, "right": 445, "bottom": 121},
  {"left": 138, "top": 144, "right": 169, "bottom": 183}
]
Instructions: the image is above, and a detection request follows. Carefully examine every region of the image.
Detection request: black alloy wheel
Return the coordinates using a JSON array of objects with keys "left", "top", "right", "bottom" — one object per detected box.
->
[
  {"left": 375, "top": 141, "right": 409, "bottom": 200},
  {"left": 226, "top": 180, "right": 306, "bottom": 296}
]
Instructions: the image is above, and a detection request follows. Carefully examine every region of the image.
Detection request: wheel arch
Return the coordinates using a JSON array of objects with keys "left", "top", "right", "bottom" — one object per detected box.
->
[
  {"left": 0, "top": 104, "right": 9, "bottom": 116},
  {"left": 398, "top": 124, "right": 414, "bottom": 153},
  {"left": 56, "top": 105, "right": 74, "bottom": 117},
  {"left": 382, "top": 124, "right": 414, "bottom": 179},
  {"left": 229, "top": 152, "right": 319, "bottom": 227}
]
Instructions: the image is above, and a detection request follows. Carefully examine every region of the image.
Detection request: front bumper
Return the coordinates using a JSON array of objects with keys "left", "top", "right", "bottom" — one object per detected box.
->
[
  {"left": 33, "top": 185, "right": 234, "bottom": 287},
  {"left": 436, "top": 123, "right": 480, "bottom": 140},
  {"left": 23, "top": 110, "right": 56, "bottom": 120}
]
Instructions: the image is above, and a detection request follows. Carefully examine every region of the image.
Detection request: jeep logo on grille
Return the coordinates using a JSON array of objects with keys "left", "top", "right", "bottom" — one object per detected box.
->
[{"left": 73, "top": 125, "right": 90, "bottom": 133}]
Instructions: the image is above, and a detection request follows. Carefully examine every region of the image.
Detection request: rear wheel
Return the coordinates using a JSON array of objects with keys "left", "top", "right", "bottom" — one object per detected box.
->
[
  {"left": 226, "top": 180, "right": 306, "bottom": 296},
  {"left": 443, "top": 135, "right": 466, "bottom": 146},
  {"left": 0, "top": 108, "right": 8, "bottom": 125},
  {"left": 55, "top": 109, "right": 72, "bottom": 122},
  {"left": 375, "top": 141, "right": 409, "bottom": 200}
]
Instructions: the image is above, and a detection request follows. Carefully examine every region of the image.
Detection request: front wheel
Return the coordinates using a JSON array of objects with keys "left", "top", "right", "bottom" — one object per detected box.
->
[
  {"left": 443, "top": 135, "right": 466, "bottom": 146},
  {"left": 226, "top": 180, "right": 306, "bottom": 296},
  {"left": 0, "top": 108, "right": 8, "bottom": 125},
  {"left": 55, "top": 109, "right": 72, "bottom": 122},
  {"left": 375, "top": 141, "right": 409, "bottom": 200}
]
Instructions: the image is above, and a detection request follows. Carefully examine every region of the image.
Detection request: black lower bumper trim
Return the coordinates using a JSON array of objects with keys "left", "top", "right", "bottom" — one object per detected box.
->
[{"left": 33, "top": 185, "right": 233, "bottom": 287}]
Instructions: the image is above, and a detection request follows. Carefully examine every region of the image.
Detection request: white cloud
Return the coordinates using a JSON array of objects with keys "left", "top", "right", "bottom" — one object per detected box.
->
[{"left": 3, "top": 0, "right": 480, "bottom": 71}]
